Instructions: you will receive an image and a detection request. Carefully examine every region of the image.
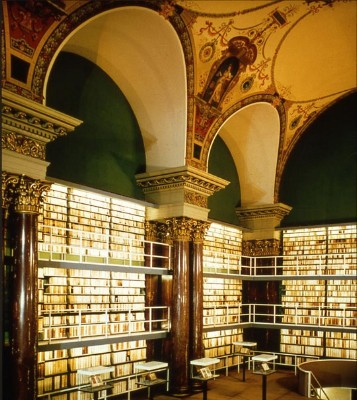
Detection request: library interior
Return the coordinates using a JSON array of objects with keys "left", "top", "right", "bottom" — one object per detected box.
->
[{"left": 1, "top": 1, "right": 356, "bottom": 400}]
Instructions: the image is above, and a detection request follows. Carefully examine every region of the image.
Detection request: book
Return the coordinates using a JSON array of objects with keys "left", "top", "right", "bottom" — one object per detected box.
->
[
  {"left": 89, "top": 375, "right": 103, "bottom": 387},
  {"left": 199, "top": 367, "right": 212, "bottom": 379}
]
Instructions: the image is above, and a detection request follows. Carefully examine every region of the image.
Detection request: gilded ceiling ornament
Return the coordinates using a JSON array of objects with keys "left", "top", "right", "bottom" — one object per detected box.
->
[
  {"left": 199, "top": 41, "right": 216, "bottom": 63},
  {"left": 158, "top": 1, "right": 176, "bottom": 19}
]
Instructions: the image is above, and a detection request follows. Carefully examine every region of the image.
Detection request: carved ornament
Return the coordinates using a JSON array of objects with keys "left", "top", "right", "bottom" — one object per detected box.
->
[
  {"left": 2, "top": 172, "right": 51, "bottom": 214},
  {"left": 242, "top": 239, "right": 280, "bottom": 256},
  {"left": 136, "top": 166, "right": 229, "bottom": 208},
  {"left": 2, "top": 89, "right": 82, "bottom": 159}
]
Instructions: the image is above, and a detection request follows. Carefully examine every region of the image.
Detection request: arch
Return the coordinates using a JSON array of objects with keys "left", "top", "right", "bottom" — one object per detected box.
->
[
  {"left": 42, "top": 5, "right": 188, "bottom": 173},
  {"left": 212, "top": 102, "right": 280, "bottom": 207},
  {"left": 279, "top": 91, "right": 357, "bottom": 226}
]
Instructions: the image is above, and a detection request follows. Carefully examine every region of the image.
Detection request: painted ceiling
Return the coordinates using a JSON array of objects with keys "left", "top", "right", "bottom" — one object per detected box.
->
[{"left": 2, "top": 0, "right": 356, "bottom": 206}]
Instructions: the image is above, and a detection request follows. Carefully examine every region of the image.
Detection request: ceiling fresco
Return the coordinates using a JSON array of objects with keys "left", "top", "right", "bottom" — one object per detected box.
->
[{"left": 2, "top": 0, "right": 356, "bottom": 202}]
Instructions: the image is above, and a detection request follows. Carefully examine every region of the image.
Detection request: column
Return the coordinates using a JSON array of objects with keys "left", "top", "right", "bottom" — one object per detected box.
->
[
  {"left": 166, "top": 217, "right": 192, "bottom": 395},
  {"left": 5, "top": 174, "right": 50, "bottom": 400},
  {"left": 190, "top": 220, "right": 210, "bottom": 391}
]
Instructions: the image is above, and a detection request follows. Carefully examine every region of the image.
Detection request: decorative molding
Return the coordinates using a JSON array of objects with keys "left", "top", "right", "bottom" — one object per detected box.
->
[
  {"left": 242, "top": 238, "right": 281, "bottom": 256},
  {"left": 236, "top": 203, "right": 292, "bottom": 228},
  {"left": 136, "top": 165, "right": 229, "bottom": 208},
  {"left": 1, "top": 89, "right": 82, "bottom": 159},
  {"left": 2, "top": 130, "right": 45, "bottom": 160}
]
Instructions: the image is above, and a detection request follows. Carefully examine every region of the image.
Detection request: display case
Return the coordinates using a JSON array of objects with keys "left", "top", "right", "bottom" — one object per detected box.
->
[
  {"left": 134, "top": 361, "right": 169, "bottom": 399},
  {"left": 252, "top": 354, "right": 277, "bottom": 375},
  {"left": 77, "top": 366, "right": 114, "bottom": 400},
  {"left": 232, "top": 341, "right": 257, "bottom": 381},
  {"left": 190, "top": 358, "right": 220, "bottom": 400}
]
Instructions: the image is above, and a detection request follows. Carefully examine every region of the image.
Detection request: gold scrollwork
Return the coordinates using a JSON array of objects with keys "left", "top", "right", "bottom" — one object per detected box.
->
[
  {"left": 2, "top": 131, "right": 45, "bottom": 159},
  {"left": 242, "top": 239, "right": 280, "bottom": 256}
]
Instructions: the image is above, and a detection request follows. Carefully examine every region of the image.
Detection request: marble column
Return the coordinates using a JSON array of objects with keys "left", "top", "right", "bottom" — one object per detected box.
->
[
  {"left": 4, "top": 174, "right": 50, "bottom": 400},
  {"left": 165, "top": 217, "right": 192, "bottom": 395},
  {"left": 190, "top": 220, "right": 210, "bottom": 391}
]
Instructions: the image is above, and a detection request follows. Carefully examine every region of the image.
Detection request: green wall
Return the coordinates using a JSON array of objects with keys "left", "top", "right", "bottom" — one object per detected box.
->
[
  {"left": 46, "top": 52, "right": 146, "bottom": 200},
  {"left": 208, "top": 135, "right": 241, "bottom": 225},
  {"left": 279, "top": 92, "right": 356, "bottom": 226}
]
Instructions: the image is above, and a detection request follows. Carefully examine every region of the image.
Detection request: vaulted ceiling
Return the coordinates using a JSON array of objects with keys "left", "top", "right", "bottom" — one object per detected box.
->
[{"left": 2, "top": 0, "right": 356, "bottom": 206}]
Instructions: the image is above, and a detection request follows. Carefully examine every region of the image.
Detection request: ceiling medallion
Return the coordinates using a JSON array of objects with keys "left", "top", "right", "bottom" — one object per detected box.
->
[
  {"left": 241, "top": 76, "right": 254, "bottom": 92},
  {"left": 199, "top": 41, "right": 216, "bottom": 63},
  {"left": 290, "top": 115, "right": 302, "bottom": 130}
]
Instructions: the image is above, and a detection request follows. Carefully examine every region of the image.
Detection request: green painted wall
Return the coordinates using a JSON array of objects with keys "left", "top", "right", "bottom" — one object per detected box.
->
[
  {"left": 279, "top": 92, "right": 356, "bottom": 226},
  {"left": 208, "top": 135, "right": 241, "bottom": 225},
  {"left": 46, "top": 52, "right": 146, "bottom": 200}
]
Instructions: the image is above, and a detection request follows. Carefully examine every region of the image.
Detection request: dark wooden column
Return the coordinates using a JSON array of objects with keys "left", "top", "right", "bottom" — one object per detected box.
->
[
  {"left": 190, "top": 221, "right": 210, "bottom": 391},
  {"left": 166, "top": 217, "right": 192, "bottom": 395},
  {"left": 5, "top": 174, "right": 50, "bottom": 400}
]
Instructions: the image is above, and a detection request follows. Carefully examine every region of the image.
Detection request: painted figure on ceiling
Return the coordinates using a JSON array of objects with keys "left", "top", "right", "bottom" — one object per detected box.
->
[{"left": 203, "top": 56, "right": 239, "bottom": 108}]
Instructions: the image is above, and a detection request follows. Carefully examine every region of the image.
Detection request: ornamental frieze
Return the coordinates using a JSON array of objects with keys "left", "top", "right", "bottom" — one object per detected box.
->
[
  {"left": 242, "top": 239, "right": 280, "bottom": 256},
  {"left": 2, "top": 131, "right": 46, "bottom": 160},
  {"left": 136, "top": 166, "right": 229, "bottom": 201},
  {"left": 2, "top": 90, "right": 82, "bottom": 150},
  {"left": 184, "top": 190, "right": 207, "bottom": 208}
]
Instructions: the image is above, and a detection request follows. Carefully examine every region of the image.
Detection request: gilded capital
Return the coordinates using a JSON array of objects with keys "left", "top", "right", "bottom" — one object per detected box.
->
[
  {"left": 8, "top": 174, "right": 52, "bottom": 214},
  {"left": 2, "top": 172, "right": 18, "bottom": 209},
  {"left": 191, "top": 220, "right": 211, "bottom": 243},
  {"left": 164, "top": 217, "right": 195, "bottom": 241},
  {"left": 145, "top": 221, "right": 159, "bottom": 241}
]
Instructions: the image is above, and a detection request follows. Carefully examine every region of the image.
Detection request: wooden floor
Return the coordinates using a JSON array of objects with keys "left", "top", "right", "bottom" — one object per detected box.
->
[{"left": 153, "top": 369, "right": 311, "bottom": 400}]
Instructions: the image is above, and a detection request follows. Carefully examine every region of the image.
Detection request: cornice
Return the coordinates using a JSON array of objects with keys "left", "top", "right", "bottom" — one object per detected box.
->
[
  {"left": 1, "top": 89, "right": 82, "bottom": 145},
  {"left": 236, "top": 203, "right": 292, "bottom": 221},
  {"left": 136, "top": 165, "right": 229, "bottom": 196}
]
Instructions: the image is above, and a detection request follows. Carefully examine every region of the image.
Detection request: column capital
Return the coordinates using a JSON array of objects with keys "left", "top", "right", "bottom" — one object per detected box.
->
[
  {"left": 2, "top": 172, "right": 51, "bottom": 214},
  {"left": 136, "top": 165, "right": 229, "bottom": 221}
]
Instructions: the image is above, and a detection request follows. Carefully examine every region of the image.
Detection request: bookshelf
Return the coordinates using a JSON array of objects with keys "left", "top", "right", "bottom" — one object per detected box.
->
[
  {"left": 35, "top": 182, "right": 356, "bottom": 398},
  {"left": 280, "top": 224, "right": 356, "bottom": 360},
  {"left": 202, "top": 223, "right": 243, "bottom": 373},
  {"left": 37, "top": 183, "right": 168, "bottom": 399}
]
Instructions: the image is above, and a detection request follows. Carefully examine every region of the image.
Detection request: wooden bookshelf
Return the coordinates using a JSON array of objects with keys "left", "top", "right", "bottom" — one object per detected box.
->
[
  {"left": 37, "top": 184, "right": 156, "bottom": 399},
  {"left": 202, "top": 223, "right": 243, "bottom": 372},
  {"left": 281, "top": 224, "right": 356, "bottom": 360}
]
